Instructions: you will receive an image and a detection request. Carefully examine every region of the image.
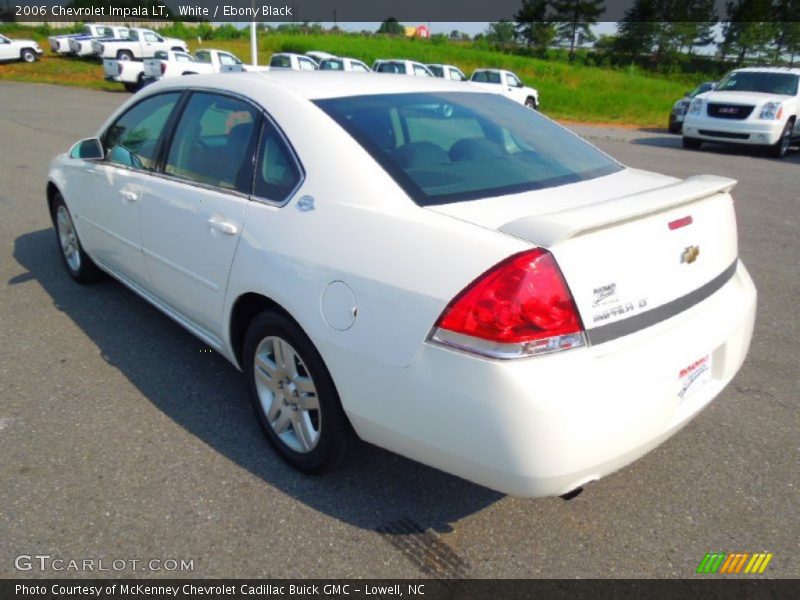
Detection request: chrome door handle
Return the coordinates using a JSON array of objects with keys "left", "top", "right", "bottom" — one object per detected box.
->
[
  {"left": 120, "top": 190, "right": 139, "bottom": 202},
  {"left": 208, "top": 216, "right": 238, "bottom": 235}
]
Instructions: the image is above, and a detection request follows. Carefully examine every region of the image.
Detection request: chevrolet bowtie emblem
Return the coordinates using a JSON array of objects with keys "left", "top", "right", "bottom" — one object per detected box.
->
[{"left": 681, "top": 245, "right": 700, "bottom": 264}]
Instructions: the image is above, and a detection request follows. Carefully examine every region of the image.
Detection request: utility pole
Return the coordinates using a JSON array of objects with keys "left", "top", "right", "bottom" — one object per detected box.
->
[{"left": 251, "top": 0, "right": 258, "bottom": 65}]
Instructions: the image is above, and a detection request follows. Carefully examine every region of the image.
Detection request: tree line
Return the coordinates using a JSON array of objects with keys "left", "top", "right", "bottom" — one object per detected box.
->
[{"left": 491, "top": 0, "right": 800, "bottom": 68}]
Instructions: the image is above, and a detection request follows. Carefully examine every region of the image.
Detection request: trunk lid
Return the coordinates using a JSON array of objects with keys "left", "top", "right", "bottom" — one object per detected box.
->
[{"left": 430, "top": 171, "right": 738, "bottom": 342}]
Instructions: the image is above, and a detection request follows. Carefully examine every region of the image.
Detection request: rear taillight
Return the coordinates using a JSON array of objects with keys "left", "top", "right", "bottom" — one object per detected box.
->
[
  {"left": 431, "top": 249, "right": 586, "bottom": 359},
  {"left": 161, "top": 62, "right": 166, "bottom": 75}
]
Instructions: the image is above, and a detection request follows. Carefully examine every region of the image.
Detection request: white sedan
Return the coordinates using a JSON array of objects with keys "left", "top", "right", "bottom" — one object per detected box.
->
[{"left": 46, "top": 73, "right": 756, "bottom": 498}]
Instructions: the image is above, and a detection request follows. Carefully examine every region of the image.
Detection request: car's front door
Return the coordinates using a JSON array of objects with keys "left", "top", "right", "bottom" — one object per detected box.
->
[
  {"left": 505, "top": 73, "right": 526, "bottom": 103},
  {"left": 139, "top": 91, "right": 259, "bottom": 339},
  {"left": 0, "top": 37, "right": 14, "bottom": 60},
  {"left": 65, "top": 92, "right": 181, "bottom": 287}
]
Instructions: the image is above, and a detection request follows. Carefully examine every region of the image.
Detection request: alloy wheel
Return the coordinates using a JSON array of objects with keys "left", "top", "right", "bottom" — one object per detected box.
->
[
  {"left": 253, "top": 335, "right": 320, "bottom": 453},
  {"left": 56, "top": 205, "right": 81, "bottom": 272}
]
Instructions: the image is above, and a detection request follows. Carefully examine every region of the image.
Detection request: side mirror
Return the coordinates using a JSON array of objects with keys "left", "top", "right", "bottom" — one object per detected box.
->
[{"left": 69, "top": 138, "right": 104, "bottom": 161}]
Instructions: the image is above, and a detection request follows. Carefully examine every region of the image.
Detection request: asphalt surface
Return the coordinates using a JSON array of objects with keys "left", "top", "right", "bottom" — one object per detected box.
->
[{"left": 0, "top": 81, "right": 798, "bottom": 579}]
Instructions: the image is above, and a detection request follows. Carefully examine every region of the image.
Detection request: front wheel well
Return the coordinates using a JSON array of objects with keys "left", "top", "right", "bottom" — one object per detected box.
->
[
  {"left": 229, "top": 293, "right": 294, "bottom": 368},
  {"left": 46, "top": 182, "right": 60, "bottom": 223}
]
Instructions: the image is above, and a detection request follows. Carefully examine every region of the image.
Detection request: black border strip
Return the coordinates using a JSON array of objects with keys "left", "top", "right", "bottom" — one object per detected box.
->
[{"left": 587, "top": 259, "right": 739, "bottom": 346}]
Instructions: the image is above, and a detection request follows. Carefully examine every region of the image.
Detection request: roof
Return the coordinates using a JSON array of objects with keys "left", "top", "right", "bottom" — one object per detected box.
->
[
  {"left": 732, "top": 67, "right": 800, "bottom": 75},
  {"left": 145, "top": 70, "right": 481, "bottom": 101}
]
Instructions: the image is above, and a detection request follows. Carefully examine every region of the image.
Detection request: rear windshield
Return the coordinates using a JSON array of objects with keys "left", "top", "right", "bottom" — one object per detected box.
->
[
  {"left": 715, "top": 71, "right": 799, "bottom": 96},
  {"left": 377, "top": 62, "right": 407, "bottom": 74},
  {"left": 472, "top": 71, "right": 501, "bottom": 84},
  {"left": 320, "top": 59, "right": 344, "bottom": 71},
  {"left": 315, "top": 92, "right": 621, "bottom": 206}
]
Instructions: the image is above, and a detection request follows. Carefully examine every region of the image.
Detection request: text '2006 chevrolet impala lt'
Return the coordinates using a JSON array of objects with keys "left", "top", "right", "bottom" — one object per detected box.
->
[{"left": 46, "top": 72, "right": 756, "bottom": 497}]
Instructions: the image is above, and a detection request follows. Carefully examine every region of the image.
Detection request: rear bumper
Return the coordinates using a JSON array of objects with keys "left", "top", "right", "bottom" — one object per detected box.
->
[
  {"left": 683, "top": 115, "right": 784, "bottom": 145},
  {"left": 327, "top": 261, "right": 756, "bottom": 497}
]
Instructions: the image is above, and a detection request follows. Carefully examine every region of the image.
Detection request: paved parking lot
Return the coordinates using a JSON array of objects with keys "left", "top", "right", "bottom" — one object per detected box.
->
[{"left": 0, "top": 81, "right": 798, "bottom": 578}]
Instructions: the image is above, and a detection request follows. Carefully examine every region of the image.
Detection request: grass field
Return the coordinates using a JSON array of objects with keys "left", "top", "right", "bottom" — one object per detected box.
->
[{"left": 0, "top": 27, "right": 699, "bottom": 127}]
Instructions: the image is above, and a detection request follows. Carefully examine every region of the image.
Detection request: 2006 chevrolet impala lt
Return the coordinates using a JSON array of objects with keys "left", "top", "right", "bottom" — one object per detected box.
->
[{"left": 46, "top": 72, "right": 756, "bottom": 497}]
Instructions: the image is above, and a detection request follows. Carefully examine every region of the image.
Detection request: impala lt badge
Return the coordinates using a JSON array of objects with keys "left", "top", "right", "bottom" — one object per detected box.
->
[{"left": 682, "top": 245, "right": 700, "bottom": 264}]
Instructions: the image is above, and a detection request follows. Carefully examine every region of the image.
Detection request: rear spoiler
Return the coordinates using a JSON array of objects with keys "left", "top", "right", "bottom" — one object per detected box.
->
[{"left": 500, "top": 174, "right": 736, "bottom": 248}]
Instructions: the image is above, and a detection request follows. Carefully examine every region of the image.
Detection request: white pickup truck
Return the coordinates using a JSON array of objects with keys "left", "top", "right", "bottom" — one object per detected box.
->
[
  {"left": 93, "top": 28, "right": 187, "bottom": 61},
  {"left": 68, "top": 26, "right": 129, "bottom": 57},
  {"left": 0, "top": 33, "right": 42, "bottom": 63},
  {"left": 103, "top": 59, "right": 149, "bottom": 93},
  {"left": 143, "top": 49, "right": 246, "bottom": 81},
  {"left": 269, "top": 53, "right": 318, "bottom": 71},
  {"left": 48, "top": 24, "right": 116, "bottom": 54},
  {"left": 470, "top": 69, "right": 540, "bottom": 109}
]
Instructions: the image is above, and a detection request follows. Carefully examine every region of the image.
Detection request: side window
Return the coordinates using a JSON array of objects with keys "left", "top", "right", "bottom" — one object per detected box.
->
[
  {"left": 507, "top": 74, "right": 522, "bottom": 87},
  {"left": 352, "top": 62, "right": 369, "bottom": 72},
  {"left": 413, "top": 65, "right": 430, "bottom": 76},
  {"left": 176, "top": 53, "right": 192, "bottom": 62},
  {"left": 471, "top": 71, "right": 486, "bottom": 83},
  {"left": 195, "top": 51, "right": 211, "bottom": 63},
  {"left": 219, "top": 53, "right": 239, "bottom": 66},
  {"left": 299, "top": 58, "right": 316, "bottom": 71},
  {"left": 254, "top": 122, "right": 302, "bottom": 203},
  {"left": 450, "top": 68, "right": 466, "bottom": 81},
  {"left": 270, "top": 55, "right": 290, "bottom": 68},
  {"left": 144, "top": 32, "right": 159, "bottom": 43},
  {"left": 103, "top": 92, "right": 180, "bottom": 171},
  {"left": 165, "top": 93, "right": 259, "bottom": 192}
]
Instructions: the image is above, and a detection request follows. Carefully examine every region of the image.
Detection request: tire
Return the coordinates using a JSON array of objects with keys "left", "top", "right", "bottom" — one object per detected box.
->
[
  {"left": 51, "top": 192, "right": 105, "bottom": 284},
  {"left": 769, "top": 120, "right": 793, "bottom": 159},
  {"left": 682, "top": 136, "right": 702, "bottom": 149},
  {"left": 525, "top": 97, "right": 537, "bottom": 110},
  {"left": 668, "top": 121, "right": 681, "bottom": 134},
  {"left": 21, "top": 48, "right": 37, "bottom": 63},
  {"left": 123, "top": 82, "right": 138, "bottom": 93},
  {"left": 117, "top": 50, "right": 133, "bottom": 61},
  {"left": 243, "top": 311, "right": 354, "bottom": 474}
]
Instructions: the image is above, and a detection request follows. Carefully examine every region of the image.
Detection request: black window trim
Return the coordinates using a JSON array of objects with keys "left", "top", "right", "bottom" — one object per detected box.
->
[
  {"left": 103, "top": 86, "right": 305, "bottom": 206},
  {"left": 99, "top": 89, "right": 186, "bottom": 176}
]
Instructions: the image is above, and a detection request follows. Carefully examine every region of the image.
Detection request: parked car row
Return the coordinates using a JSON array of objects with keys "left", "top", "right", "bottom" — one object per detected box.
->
[{"left": 267, "top": 52, "right": 540, "bottom": 108}]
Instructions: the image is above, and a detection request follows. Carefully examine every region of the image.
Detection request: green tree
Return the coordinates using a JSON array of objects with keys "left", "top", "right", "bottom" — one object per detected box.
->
[
  {"left": 722, "top": 0, "right": 778, "bottom": 64},
  {"left": 377, "top": 17, "right": 404, "bottom": 36},
  {"left": 668, "top": 0, "right": 718, "bottom": 56},
  {"left": 515, "top": 0, "right": 557, "bottom": 51},
  {"left": 613, "top": 0, "right": 661, "bottom": 59},
  {"left": 550, "top": 0, "right": 604, "bottom": 61},
  {"left": 775, "top": 0, "right": 800, "bottom": 64},
  {"left": 485, "top": 20, "right": 518, "bottom": 44}
]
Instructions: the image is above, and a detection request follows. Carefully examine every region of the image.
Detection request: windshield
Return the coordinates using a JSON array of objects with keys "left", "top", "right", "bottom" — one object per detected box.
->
[
  {"left": 715, "top": 71, "right": 798, "bottom": 96},
  {"left": 690, "top": 82, "right": 714, "bottom": 97},
  {"left": 316, "top": 92, "right": 621, "bottom": 206}
]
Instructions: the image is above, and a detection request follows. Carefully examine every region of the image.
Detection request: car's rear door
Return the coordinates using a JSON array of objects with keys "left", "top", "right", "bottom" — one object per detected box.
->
[{"left": 138, "top": 91, "right": 260, "bottom": 339}]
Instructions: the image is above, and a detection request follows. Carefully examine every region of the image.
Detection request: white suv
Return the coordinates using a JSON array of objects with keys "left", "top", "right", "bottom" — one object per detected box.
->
[{"left": 682, "top": 67, "right": 800, "bottom": 158}]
